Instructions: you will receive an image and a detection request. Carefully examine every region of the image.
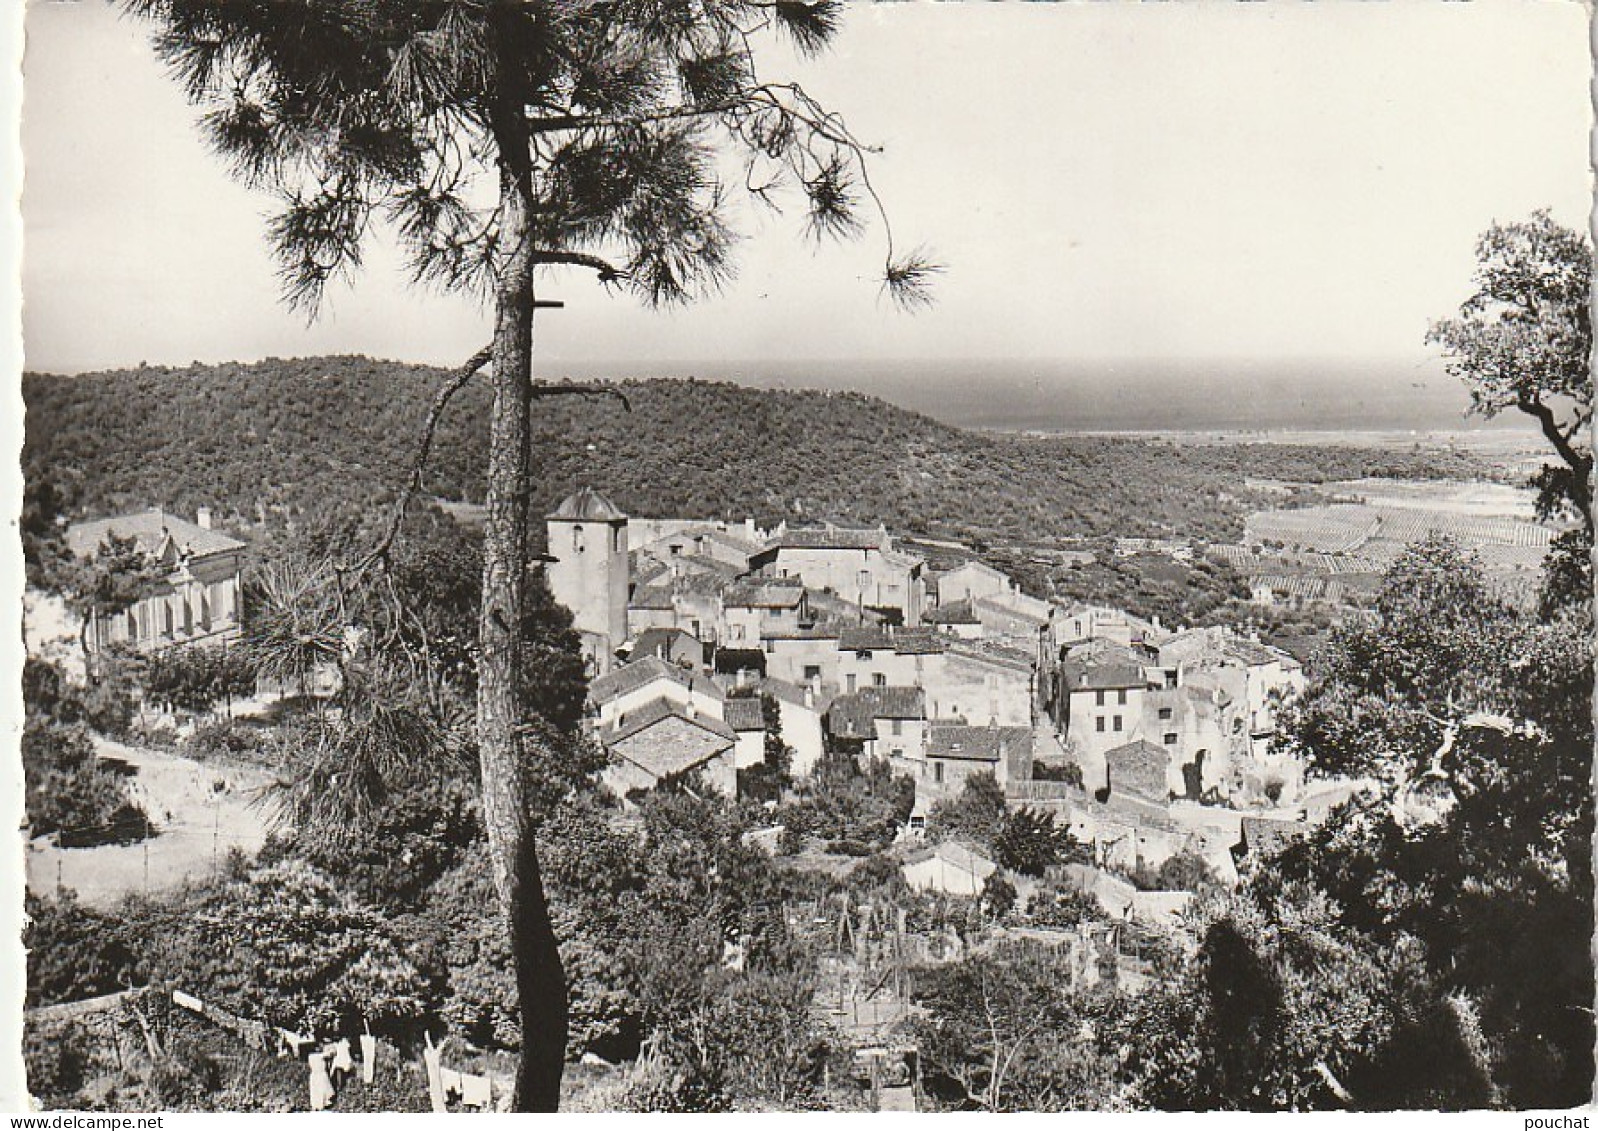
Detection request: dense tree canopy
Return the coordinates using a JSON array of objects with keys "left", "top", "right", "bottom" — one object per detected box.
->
[{"left": 1428, "top": 210, "right": 1594, "bottom": 612}]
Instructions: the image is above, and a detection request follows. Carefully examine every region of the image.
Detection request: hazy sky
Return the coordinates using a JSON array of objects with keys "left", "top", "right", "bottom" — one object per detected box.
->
[{"left": 17, "top": 0, "right": 1592, "bottom": 376}]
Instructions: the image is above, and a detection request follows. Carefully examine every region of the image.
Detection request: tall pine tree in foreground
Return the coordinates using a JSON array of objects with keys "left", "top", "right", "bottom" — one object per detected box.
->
[{"left": 120, "top": 0, "right": 933, "bottom": 1109}]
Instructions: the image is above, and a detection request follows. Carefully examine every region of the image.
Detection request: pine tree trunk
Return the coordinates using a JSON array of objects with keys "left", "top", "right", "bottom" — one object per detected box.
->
[{"left": 479, "top": 96, "right": 568, "bottom": 1113}]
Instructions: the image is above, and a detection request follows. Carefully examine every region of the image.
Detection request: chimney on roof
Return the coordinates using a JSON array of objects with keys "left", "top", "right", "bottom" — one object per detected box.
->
[{"left": 196, "top": 506, "right": 213, "bottom": 530}]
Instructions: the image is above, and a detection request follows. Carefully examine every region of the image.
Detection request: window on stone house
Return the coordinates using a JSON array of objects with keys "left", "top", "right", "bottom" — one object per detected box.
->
[
  {"left": 804, "top": 665, "right": 821, "bottom": 682},
  {"left": 1117, "top": 689, "right": 1128, "bottom": 706},
  {"left": 847, "top": 674, "right": 857, "bottom": 693},
  {"left": 934, "top": 762, "right": 944, "bottom": 784},
  {"left": 873, "top": 673, "right": 887, "bottom": 688},
  {"left": 573, "top": 524, "right": 585, "bottom": 552},
  {"left": 1113, "top": 715, "right": 1123, "bottom": 732},
  {"left": 1158, "top": 707, "right": 1173, "bottom": 720},
  {"left": 892, "top": 719, "right": 902, "bottom": 736},
  {"left": 1095, "top": 689, "right": 1106, "bottom": 707},
  {"left": 1095, "top": 717, "right": 1106, "bottom": 733},
  {"left": 1163, "top": 733, "right": 1178, "bottom": 745}
]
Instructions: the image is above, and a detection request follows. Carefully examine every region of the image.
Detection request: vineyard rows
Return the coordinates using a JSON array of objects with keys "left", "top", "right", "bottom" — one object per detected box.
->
[{"left": 1245, "top": 504, "right": 1552, "bottom": 556}]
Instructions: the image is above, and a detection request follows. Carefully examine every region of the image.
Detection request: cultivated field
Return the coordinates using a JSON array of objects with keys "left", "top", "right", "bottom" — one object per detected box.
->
[{"left": 1232, "top": 477, "right": 1559, "bottom": 606}]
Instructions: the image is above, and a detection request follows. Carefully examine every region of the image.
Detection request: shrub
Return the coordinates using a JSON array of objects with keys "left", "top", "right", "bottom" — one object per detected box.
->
[
  {"left": 23, "top": 721, "right": 149, "bottom": 847},
  {"left": 24, "top": 891, "right": 140, "bottom": 1009},
  {"left": 23, "top": 658, "right": 83, "bottom": 724},
  {"left": 182, "top": 719, "right": 266, "bottom": 763},
  {"left": 23, "top": 1021, "right": 93, "bottom": 1106},
  {"left": 151, "top": 860, "right": 433, "bottom": 1039}
]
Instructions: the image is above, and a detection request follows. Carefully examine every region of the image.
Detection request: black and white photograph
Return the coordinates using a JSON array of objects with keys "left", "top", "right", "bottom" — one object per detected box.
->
[{"left": 4, "top": 0, "right": 1594, "bottom": 1115}]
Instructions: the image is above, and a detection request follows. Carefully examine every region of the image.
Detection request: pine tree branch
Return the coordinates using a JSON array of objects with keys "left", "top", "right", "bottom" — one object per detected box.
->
[
  {"left": 349, "top": 344, "right": 495, "bottom": 578},
  {"left": 530, "top": 250, "right": 626, "bottom": 282},
  {"left": 530, "top": 382, "right": 632, "bottom": 412}
]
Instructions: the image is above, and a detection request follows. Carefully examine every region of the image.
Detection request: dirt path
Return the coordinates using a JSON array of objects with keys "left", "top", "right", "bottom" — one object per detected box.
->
[{"left": 24, "top": 736, "right": 278, "bottom": 909}]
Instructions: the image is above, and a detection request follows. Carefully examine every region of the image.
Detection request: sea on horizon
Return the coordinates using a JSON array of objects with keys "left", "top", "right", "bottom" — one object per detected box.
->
[{"left": 544, "top": 356, "right": 1536, "bottom": 436}]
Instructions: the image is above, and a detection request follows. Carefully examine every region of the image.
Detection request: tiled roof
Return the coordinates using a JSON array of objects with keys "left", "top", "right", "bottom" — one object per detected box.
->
[
  {"left": 826, "top": 686, "right": 926, "bottom": 737},
  {"left": 806, "top": 589, "right": 886, "bottom": 623},
  {"left": 673, "top": 554, "right": 744, "bottom": 580},
  {"left": 947, "top": 638, "right": 1035, "bottom": 672},
  {"left": 766, "top": 526, "right": 884, "bottom": 551},
  {"left": 839, "top": 625, "right": 895, "bottom": 651},
  {"left": 763, "top": 618, "right": 846, "bottom": 641},
  {"left": 632, "top": 627, "right": 702, "bottom": 658},
  {"left": 941, "top": 560, "right": 1009, "bottom": 582},
  {"left": 602, "top": 699, "right": 736, "bottom": 777},
  {"left": 700, "top": 528, "right": 763, "bottom": 557},
  {"left": 1160, "top": 627, "right": 1299, "bottom": 671},
  {"left": 628, "top": 583, "right": 676, "bottom": 611},
  {"left": 902, "top": 839, "right": 996, "bottom": 876},
  {"left": 1062, "top": 640, "right": 1151, "bottom": 690},
  {"left": 588, "top": 655, "right": 723, "bottom": 706},
  {"left": 548, "top": 487, "right": 627, "bottom": 522},
  {"left": 724, "top": 579, "right": 806, "bottom": 609},
  {"left": 891, "top": 630, "right": 946, "bottom": 656},
  {"left": 1067, "top": 663, "right": 1147, "bottom": 691},
  {"left": 973, "top": 593, "right": 1052, "bottom": 625},
  {"left": 927, "top": 724, "right": 1032, "bottom": 763},
  {"left": 837, "top": 626, "right": 946, "bottom": 655},
  {"left": 1239, "top": 815, "right": 1305, "bottom": 857},
  {"left": 749, "top": 676, "right": 822, "bottom": 711},
  {"left": 1105, "top": 738, "right": 1170, "bottom": 761},
  {"left": 631, "top": 554, "right": 671, "bottom": 588},
  {"left": 723, "top": 697, "right": 768, "bottom": 731},
  {"left": 66, "top": 509, "right": 245, "bottom": 560},
  {"left": 926, "top": 599, "right": 980, "bottom": 625},
  {"left": 674, "top": 571, "right": 735, "bottom": 598}
]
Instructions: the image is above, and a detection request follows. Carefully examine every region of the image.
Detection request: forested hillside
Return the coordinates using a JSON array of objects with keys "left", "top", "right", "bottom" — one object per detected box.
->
[{"left": 23, "top": 356, "right": 1484, "bottom": 547}]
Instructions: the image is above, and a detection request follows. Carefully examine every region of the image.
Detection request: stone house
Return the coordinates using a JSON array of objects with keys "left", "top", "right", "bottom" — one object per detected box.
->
[
  {"left": 930, "top": 639, "right": 1036, "bottom": 727},
  {"left": 587, "top": 655, "right": 726, "bottom": 729},
  {"left": 723, "top": 696, "right": 770, "bottom": 770},
  {"left": 761, "top": 620, "right": 844, "bottom": 691},
  {"left": 923, "top": 723, "right": 1033, "bottom": 797},
  {"left": 599, "top": 697, "right": 738, "bottom": 799},
  {"left": 1056, "top": 641, "right": 1156, "bottom": 761},
  {"left": 1157, "top": 627, "right": 1306, "bottom": 759},
  {"left": 66, "top": 508, "right": 246, "bottom": 655},
  {"left": 751, "top": 525, "right": 926, "bottom": 625},
  {"left": 825, "top": 686, "right": 927, "bottom": 764},
  {"left": 721, "top": 578, "right": 809, "bottom": 646}
]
